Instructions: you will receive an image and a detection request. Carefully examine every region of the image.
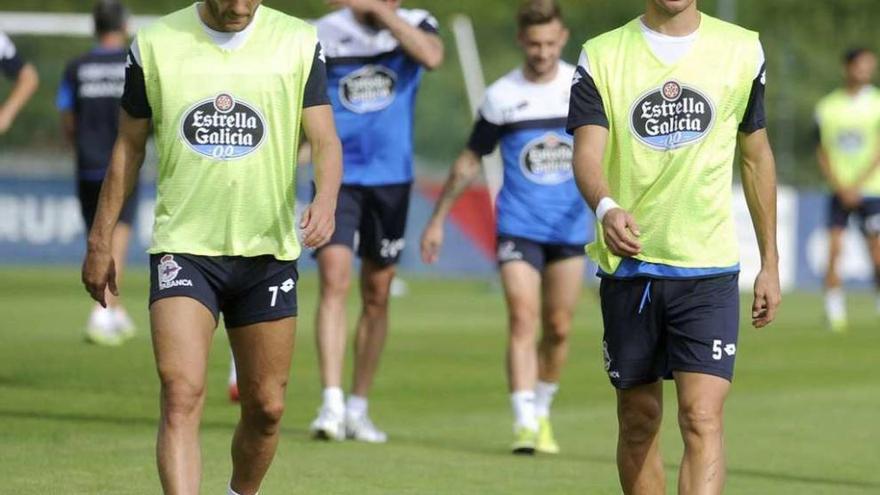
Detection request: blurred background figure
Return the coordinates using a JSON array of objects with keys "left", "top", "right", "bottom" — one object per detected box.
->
[
  {"left": 0, "top": 30, "right": 38, "bottom": 134},
  {"left": 815, "top": 47, "right": 880, "bottom": 333},
  {"left": 57, "top": 0, "right": 137, "bottom": 345}
]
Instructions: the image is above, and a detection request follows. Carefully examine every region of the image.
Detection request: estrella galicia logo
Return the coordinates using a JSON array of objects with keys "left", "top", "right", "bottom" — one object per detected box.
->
[
  {"left": 630, "top": 80, "right": 715, "bottom": 151},
  {"left": 519, "top": 133, "right": 574, "bottom": 185},
  {"left": 180, "top": 93, "right": 267, "bottom": 160},
  {"left": 339, "top": 65, "right": 397, "bottom": 113}
]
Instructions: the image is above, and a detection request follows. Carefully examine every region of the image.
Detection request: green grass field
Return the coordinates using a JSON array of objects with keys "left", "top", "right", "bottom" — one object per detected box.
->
[{"left": 1, "top": 267, "right": 878, "bottom": 494}]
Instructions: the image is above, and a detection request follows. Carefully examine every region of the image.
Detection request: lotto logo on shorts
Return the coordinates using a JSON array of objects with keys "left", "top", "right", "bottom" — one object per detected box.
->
[
  {"left": 339, "top": 65, "right": 397, "bottom": 113},
  {"left": 497, "top": 241, "right": 523, "bottom": 262},
  {"left": 158, "top": 255, "right": 193, "bottom": 290},
  {"left": 630, "top": 80, "right": 715, "bottom": 151},
  {"left": 180, "top": 93, "right": 267, "bottom": 160}
]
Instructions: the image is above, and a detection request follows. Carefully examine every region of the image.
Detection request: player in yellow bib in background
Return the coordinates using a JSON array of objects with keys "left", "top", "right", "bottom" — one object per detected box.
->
[
  {"left": 82, "top": 1, "right": 342, "bottom": 494},
  {"left": 568, "top": 0, "right": 781, "bottom": 493},
  {"left": 816, "top": 48, "right": 880, "bottom": 332}
]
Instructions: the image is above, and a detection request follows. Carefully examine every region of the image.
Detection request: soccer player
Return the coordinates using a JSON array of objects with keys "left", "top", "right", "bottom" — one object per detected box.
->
[
  {"left": 309, "top": 0, "right": 444, "bottom": 443},
  {"left": 421, "top": 0, "right": 587, "bottom": 455},
  {"left": 58, "top": 0, "right": 137, "bottom": 346},
  {"left": 816, "top": 48, "right": 880, "bottom": 332},
  {"left": 81, "top": 1, "right": 342, "bottom": 494},
  {"left": 568, "top": 0, "right": 781, "bottom": 493},
  {"left": 0, "top": 30, "right": 39, "bottom": 134}
]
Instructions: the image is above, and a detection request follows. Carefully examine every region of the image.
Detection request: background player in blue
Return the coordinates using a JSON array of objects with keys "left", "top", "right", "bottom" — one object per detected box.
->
[
  {"left": 58, "top": 0, "right": 137, "bottom": 346},
  {"left": 310, "top": 0, "right": 444, "bottom": 443},
  {"left": 0, "top": 30, "right": 39, "bottom": 135},
  {"left": 421, "top": 0, "right": 588, "bottom": 455}
]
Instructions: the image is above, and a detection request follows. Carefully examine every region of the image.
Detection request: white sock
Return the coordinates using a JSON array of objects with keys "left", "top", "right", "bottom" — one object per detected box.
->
[
  {"left": 511, "top": 390, "right": 538, "bottom": 432},
  {"left": 228, "top": 484, "right": 256, "bottom": 495},
  {"left": 346, "top": 395, "right": 368, "bottom": 419},
  {"left": 228, "top": 356, "right": 237, "bottom": 386},
  {"left": 534, "top": 381, "right": 559, "bottom": 420},
  {"left": 322, "top": 387, "right": 345, "bottom": 415},
  {"left": 825, "top": 288, "right": 847, "bottom": 321}
]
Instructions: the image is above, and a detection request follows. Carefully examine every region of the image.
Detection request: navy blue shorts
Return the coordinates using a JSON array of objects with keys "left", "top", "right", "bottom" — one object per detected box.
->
[
  {"left": 78, "top": 179, "right": 139, "bottom": 231},
  {"left": 149, "top": 253, "right": 299, "bottom": 328},
  {"left": 828, "top": 195, "right": 880, "bottom": 235},
  {"left": 496, "top": 235, "right": 584, "bottom": 271},
  {"left": 317, "top": 183, "right": 411, "bottom": 266},
  {"left": 599, "top": 274, "right": 740, "bottom": 389}
]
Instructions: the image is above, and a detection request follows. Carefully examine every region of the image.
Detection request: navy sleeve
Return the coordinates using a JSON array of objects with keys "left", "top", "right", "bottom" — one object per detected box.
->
[
  {"left": 0, "top": 34, "right": 24, "bottom": 79},
  {"left": 567, "top": 65, "right": 609, "bottom": 134},
  {"left": 120, "top": 49, "right": 152, "bottom": 119},
  {"left": 303, "top": 42, "right": 330, "bottom": 108},
  {"left": 739, "top": 63, "right": 767, "bottom": 133},
  {"left": 466, "top": 115, "right": 502, "bottom": 156}
]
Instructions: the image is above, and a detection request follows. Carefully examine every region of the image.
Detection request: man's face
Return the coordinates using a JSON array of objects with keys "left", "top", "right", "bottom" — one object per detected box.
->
[
  {"left": 848, "top": 52, "right": 877, "bottom": 86},
  {"left": 650, "top": 0, "right": 697, "bottom": 16},
  {"left": 518, "top": 19, "right": 569, "bottom": 78},
  {"left": 204, "top": 0, "right": 262, "bottom": 32}
]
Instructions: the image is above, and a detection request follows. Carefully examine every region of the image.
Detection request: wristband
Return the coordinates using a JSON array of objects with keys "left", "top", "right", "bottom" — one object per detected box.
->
[{"left": 595, "top": 197, "right": 620, "bottom": 223}]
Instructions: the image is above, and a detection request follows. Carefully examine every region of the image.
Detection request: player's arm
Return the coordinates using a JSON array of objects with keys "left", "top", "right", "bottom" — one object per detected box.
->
[
  {"left": 738, "top": 51, "right": 781, "bottom": 328},
  {"left": 330, "top": 0, "right": 444, "bottom": 69},
  {"left": 420, "top": 148, "right": 482, "bottom": 264},
  {"left": 57, "top": 65, "right": 76, "bottom": 144},
  {"left": 82, "top": 110, "right": 149, "bottom": 306},
  {"left": 0, "top": 62, "right": 38, "bottom": 135},
  {"left": 568, "top": 52, "right": 640, "bottom": 257},
  {"left": 852, "top": 130, "right": 880, "bottom": 192},
  {"left": 300, "top": 41, "right": 342, "bottom": 250},
  {"left": 83, "top": 43, "right": 151, "bottom": 306}
]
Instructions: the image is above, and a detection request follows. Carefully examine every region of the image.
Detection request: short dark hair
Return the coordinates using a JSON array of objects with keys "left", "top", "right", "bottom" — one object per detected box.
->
[
  {"left": 517, "top": 0, "right": 563, "bottom": 31},
  {"left": 844, "top": 47, "right": 874, "bottom": 66},
  {"left": 93, "top": 0, "right": 129, "bottom": 36}
]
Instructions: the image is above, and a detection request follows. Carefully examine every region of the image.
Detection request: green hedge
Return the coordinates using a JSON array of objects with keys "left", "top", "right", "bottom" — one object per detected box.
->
[{"left": 2, "top": 1, "right": 879, "bottom": 185}]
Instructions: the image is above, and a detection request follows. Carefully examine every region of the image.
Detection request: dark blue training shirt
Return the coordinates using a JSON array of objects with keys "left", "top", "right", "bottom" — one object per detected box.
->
[{"left": 57, "top": 46, "right": 127, "bottom": 181}]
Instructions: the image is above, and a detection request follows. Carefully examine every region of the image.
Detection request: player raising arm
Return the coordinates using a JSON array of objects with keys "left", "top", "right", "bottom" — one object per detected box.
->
[
  {"left": 0, "top": 31, "right": 39, "bottom": 134},
  {"left": 568, "top": 0, "right": 780, "bottom": 493},
  {"left": 82, "top": 1, "right": 341, "bottom": 494}
]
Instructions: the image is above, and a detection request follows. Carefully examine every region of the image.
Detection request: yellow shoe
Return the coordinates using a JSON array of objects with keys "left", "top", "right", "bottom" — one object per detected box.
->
[
  {"left": 511, "top": 425, "right": 537, "bottom": 455},
  {"left": 536, "top": 417, "right": 560, "bottom": 454}
]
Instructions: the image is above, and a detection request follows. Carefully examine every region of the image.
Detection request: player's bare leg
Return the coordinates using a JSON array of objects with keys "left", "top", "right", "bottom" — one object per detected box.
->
[
  {"left": 616, "top": 381, "right": 665, "bottom": 495},
  {"left": 316, "top": 246, "right": 354, "bottom": 390},
  {"left": 865, "top": 233, "right": 880, "bottom": 313},
  {"left": 500, "top": 261, "right": 541, "bottom": 452},
  {"left": 351, "top": 260, "right": 395, "bottom": 396},
  {"left": 228, "top": 317, "right": 296, "bottom": 495},
  {"left": 825, "top": 227, "right": 847, "bottom": 330},
  {"left": 534, "top": 256, "right": 583, "bottom": 453},
  {"left": 538, "top": 256, "right": 584, "bottom": 382},
  {"left": 151, "top": 297, "right": 216, "bottom": 495},
  {"left": 674, "top": 372, "right": 730, "bottom": 495},
  {"left": 312, "top": 246, "right": 354, "bottom": 439}
]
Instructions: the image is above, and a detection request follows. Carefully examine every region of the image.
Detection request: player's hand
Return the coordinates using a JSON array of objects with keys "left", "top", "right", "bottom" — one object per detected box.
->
[
  {"left": 301, "top": 196, "right": 336, "bottom": 249},
  {"left": 326, "top": 0, "right": 385, "bottom": 17},
  {"left": 420, "top": 219, "right": 444, "bottom": 264},
  {"left": 752, "top": 266, "right": 781, "bottom": 328},
  {"left": 838, "top": 187, "right": 863, "bottom": 209},
  {"left": 82, "top": 245, "right": 118, "bottom": 308},
  {"left": 602, "top": 208, "right": 642, "bottom": 257}
]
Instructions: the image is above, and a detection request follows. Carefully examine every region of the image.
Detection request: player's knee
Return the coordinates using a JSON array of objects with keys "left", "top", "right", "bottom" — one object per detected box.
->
[
  {"left": 678, "top": 403, "right": 723, "bottom": 440},
  {"left": 160, "top": 378, "right": 205, "bottom": 426},
  {"left": 542, "top": 310, "right": 572, "bottom": 344},
  {"left": 243, "top": 397, "right": 286, "bottom": 435},
  {"left": 320, "top": 268, "right": 351, "bottom": 299},
  {"left": 361, "top": 282, "right": 391, "bottom": 316},
  {"left": 618, "top": 400, "right": 662, "bottom": 447}
]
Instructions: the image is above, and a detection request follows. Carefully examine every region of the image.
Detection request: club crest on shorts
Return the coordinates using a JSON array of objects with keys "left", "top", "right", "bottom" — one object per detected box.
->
[
  {"left": 180, "top": 93, "right": 267, "bottom": 161},
  {"left": 519, "top": 133, "right": 574, "bottom": 185},
  {"left": 630, "top": 80, "right": 715, "bottom": 151},
  {"left": 157, "top": 255, "right": 192, "bottom": 290},
  {"left": 339, "top": 65, "right": 397, "bottom": 113}
]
